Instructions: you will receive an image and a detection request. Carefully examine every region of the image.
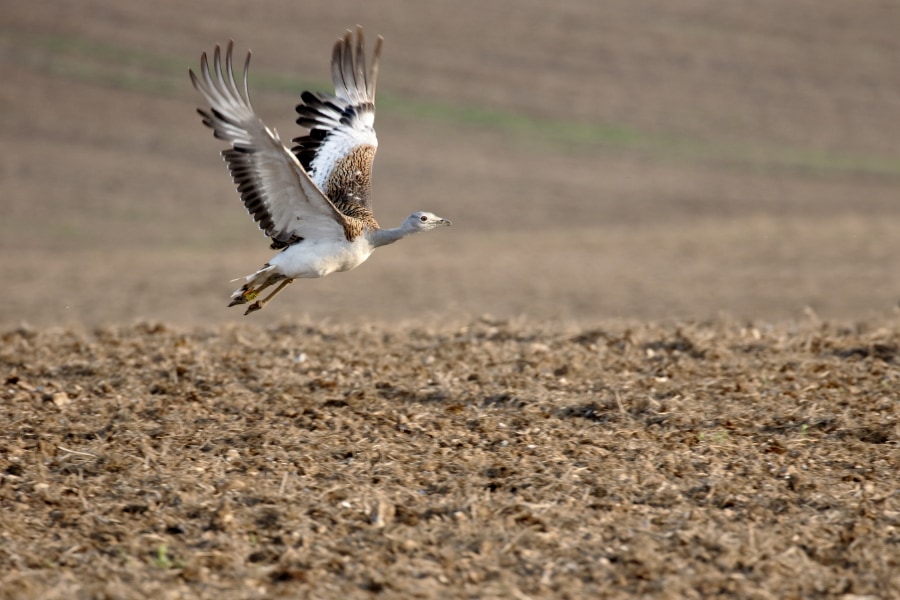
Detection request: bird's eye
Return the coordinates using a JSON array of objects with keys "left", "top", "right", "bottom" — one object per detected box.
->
[{"left": 420, "top": 215, "right": 428, "bottom": 222}]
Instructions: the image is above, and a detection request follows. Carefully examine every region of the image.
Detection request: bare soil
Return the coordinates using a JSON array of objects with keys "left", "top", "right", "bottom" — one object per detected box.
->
[
  {"left": 1, "top": 319, "right": 898, "bottom": 598},
  {"left": 1, "top": 1, "right": 899, "bottom": 598}
]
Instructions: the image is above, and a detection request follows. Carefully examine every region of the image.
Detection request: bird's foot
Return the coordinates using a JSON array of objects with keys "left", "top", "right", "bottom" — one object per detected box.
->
[
  {"left": 239, "top": 279, "right": 293, "bottom": 315},
  {"left": 228, "top": 288, "right": 257, "bottom": 307}
]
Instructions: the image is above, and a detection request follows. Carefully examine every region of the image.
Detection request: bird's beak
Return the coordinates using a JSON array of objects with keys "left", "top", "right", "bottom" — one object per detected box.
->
[{"left": 441, "top": 218, "right": 452, "bottom": 226}]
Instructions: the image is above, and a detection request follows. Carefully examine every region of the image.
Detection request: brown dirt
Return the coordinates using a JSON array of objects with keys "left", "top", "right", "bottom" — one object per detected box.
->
[
  {"left": 2, "top": 319, "right": 899, "bottom": 598},
  {"left": 2, "top": 1, "right": 900, "bottom": 598}
]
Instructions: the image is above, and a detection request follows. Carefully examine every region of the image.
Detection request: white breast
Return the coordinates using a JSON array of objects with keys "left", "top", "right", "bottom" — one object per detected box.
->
[{"left": 270, "top": 236, "right": 375, "bottom": 279}]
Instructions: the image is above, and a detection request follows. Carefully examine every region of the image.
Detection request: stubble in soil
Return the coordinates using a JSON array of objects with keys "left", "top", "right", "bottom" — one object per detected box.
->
[{"left": 1, "top": 318, "right": 898, "bottom": 598}]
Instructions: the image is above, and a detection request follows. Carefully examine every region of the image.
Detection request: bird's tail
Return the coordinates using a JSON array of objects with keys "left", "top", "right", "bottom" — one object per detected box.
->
[{"left": 229, "top": 264, "right": 292, "bottom": 315}]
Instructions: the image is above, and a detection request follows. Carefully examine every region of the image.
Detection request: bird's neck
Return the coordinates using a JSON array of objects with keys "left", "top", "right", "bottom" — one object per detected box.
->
[{"left": 369, "top": 222, "right": 416, "bottom": 248}]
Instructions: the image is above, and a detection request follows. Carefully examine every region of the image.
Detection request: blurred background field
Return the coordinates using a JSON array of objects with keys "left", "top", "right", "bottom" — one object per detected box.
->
[{"left": 1, "top": 0, "right": 899, "bottom": 327}]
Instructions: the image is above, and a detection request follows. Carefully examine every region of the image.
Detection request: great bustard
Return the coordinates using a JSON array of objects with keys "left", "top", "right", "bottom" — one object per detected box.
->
[{"left": 189, "top": 27, "right": 451, "bottom": 314}]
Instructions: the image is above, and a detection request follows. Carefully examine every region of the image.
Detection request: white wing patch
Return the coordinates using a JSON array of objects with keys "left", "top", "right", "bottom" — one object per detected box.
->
[{"left": 308, "top": 116, "right": 377, "bottom": 190}]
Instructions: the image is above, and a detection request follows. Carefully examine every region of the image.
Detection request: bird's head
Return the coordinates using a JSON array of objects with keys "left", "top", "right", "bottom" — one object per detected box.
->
[{"left": 405, "top": 211, "right": 452, "bottom": 232}]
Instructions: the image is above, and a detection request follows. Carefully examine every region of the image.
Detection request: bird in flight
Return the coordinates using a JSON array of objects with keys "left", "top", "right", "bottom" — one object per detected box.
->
[{"left": 189, "top": 27, "right": 451, "bottom": 314}]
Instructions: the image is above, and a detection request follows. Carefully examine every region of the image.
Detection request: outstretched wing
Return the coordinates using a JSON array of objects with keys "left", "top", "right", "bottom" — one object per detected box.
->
[
  {"left": 292, "top": 26, "right": 382, "bottom": 222},
  {"left": 190, "top": 42, "right": 360, "bottom": 248}
]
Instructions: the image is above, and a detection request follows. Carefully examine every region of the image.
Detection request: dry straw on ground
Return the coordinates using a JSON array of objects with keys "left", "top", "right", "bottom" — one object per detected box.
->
[{"left": 1, "top": 317, "right": 897, "bottom": 598}]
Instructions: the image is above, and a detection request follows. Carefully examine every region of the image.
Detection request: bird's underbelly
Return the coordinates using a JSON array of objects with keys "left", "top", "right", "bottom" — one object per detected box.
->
[{"left": 270, "top": 238, "right": 374, "bottom": 278}]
